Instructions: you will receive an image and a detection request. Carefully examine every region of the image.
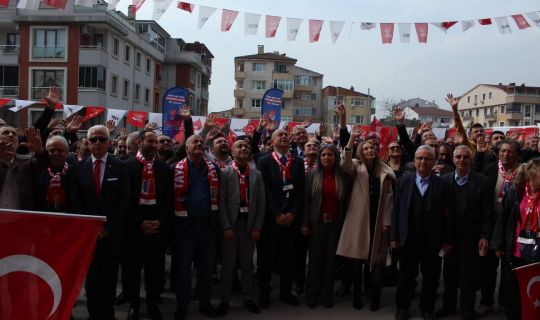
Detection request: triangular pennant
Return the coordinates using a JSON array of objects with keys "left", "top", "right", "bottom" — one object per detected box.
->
[
  {"left": 286, "top": 18, "right": 302, "bottom": 41},
  {"left": 63, "top": 105, "right": 85, "bottom": 119},
  {"left": 265, "top": 15, "right": 282, "bottom": 38},
  {"left": 244, "top": 13, "right": 261, "bottom": 35},
  {"left": 221, "top": 9, "right": 239, "bottom": 32},
  {"left": 415, "top": 23, "right": 428, "bottom": 43},
  {"left": 511, "top": 14, "right": 531, "bottom": 29},
  {"left": 308, "top": 19, "right": 324, "bottom": 43},
  {"left": 361, "top": 22, "right": 376, "bottom": 30},
  {"left": 330, "top": 21, "right": 345, "bottom": 44},
  {"left": 127, "top": 110, "right": 148, "bottom": 128},
  {"left": 526, "top": 12, "right": 540, "bottom": 27},
  {"left": 478, "top": 18, "right": 493, "bottom": 25},
  {"left": 177, "top": 1, "right": 194, "bottom": 13},
  {"left": 81, "top": 106, "right": 106, "bottom": 123},
  {"left": 106, "top": 108, "right": 127, "bottom": 126},
  {"left": 74, "top": 0, "right": 98, "bottom": 7},
  {"left": 9, "top": 100, "right": 36, "bottom": 112},
  {"left": 198, "top": 6, "right": 217, "bottom": 29},
  {"left": 431, "top": 21, "right": 458, "bottom": 32},
  {"left": 398, "top": 23, "right": 411, "bottom": 43},
  {"left": 148, "top": 112, "right": 163, "bottom": 135},
  {"left": 380, "top": 23, "right": 394, "bottom": 44},
  {"left": 130, "top": 0, "right": 146, "bottom": 13},
  {"left": 153, "top": 0, "right": 173, "bottom": 20},
  {"left": 462, "top": 20, "right": 475, "bottom": 32},
  {"left": 495, "top": 16, "right": 512, "bottom": 34}
]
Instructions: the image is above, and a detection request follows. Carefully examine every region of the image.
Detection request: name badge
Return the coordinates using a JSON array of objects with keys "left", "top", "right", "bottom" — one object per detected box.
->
[
  {"left": 107, "top": 178, "right": 118, "bottom": 181},
  {"left": 283, "top": 184, "right": 294, "bottom": 192},
  {"left": 517, "top": 237, "right": 536, "bottom": 245},
  {"left": 240, "top": 207, "right": 248, "bottom": 213}
]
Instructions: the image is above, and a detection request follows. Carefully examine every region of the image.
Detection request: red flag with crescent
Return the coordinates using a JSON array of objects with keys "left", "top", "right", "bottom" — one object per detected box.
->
[
  {"left": 515, "top": 262, "right": 540, "bottom": 320},
  {"left": 0, "top": 210, "right": 104, "bottom": 320}
]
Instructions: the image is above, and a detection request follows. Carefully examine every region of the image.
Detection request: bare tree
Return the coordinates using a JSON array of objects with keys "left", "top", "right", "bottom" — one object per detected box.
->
[{"left": 377, "top": 97, "right": 401, "bottom": 119}]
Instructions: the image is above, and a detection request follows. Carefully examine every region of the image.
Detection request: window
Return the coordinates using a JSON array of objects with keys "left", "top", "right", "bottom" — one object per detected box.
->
[
  {"left": 351, "top": 99, "right": 364, "bottom": 107},
  {"left": 351, "top": 115, "right": 363, "bottom": 124},
  {"left": 252, "top": 81, "right": 266, "bottom": 90},
  {"left": 476, "top": 109, "right": 479, "bottom": 117},
  {"left": 78, "top": 66, "right": 106, "bottom": 90},
  {"left": 489, "top": 92, "right": 492, "bottom": 99},
  {"left": 237, "top": 100, "right": 243, "bottom": 108},
  {"left": 274, "top": 64, "right": 287, "bottom": 73},
  {"left": 333, "top": 96, "right": 344, "bottom": 106},
  {"left": 251, "top": 99, "right": 261, "bottom": 108},
  {"left": 196, "top": 73, "right": 201, "bottom": 88},
  {"left": 123, "top": 79, "right": 129, "bottom": 99},
  {"left": 252, "top": 63, "right": 266, "bottom": 72},
  {"left": 482, "top": 93, "right": 486, "bottom": 100},
  {"left": 332, "top": 115, "right": 339, "bottom": 124},
  {"left": 190, "top": 68, "right": 195, "bottom": 83},
  {"left": 308, "top": 93, "right": 317, "bottom": 100},
  {"left": 525, "top": 105, "right": 531, "bottom": 117},
  {"left": 474, "top": 95, "right": 477, "bottom": 102},
  {"left": 525, "top": 121, "right": 531, "bottom": 126},
  {"left": 235, "top": 62, "right": 244, "bottom": 72},
  {"left": 500, "top": 105, "right": 505, "bottom": 114},
  {"left": 273, "top": 79, "right": 293, "bottom": 91},
  {"left": 145, "top": 88, "right": 150, "bottom": 104},
  {"left": 124, "top": 44, "right": 131, "bottom": 63},
  {"left": 294, "top": 75, "right": 316, "bottom": 86},
  {"left": 237, "top": 80, "right": 244, "bottom": 89},
  {"left": 293, "top": 107, "right": 316, "bottom": 116},
  {"left": 467, "top": 96, "right": 470, "bottom": 103},
  {"left": 135, "top": 51, "right": 141, "bottom": 68},
  {"left": 293, "top": 92, "right": 302, "bottom": 100},
  {"left": 31, "top": 69, "right": 65, "bottom": 100},
  {"left": 500, "top": 121, "right": 505, "bottom": 127},
  {"left": 535, "top": 105, "right": 540, "bottom": 114},
  {"left": 0, "top": 66, "right": 19, "bottom": 97},
  {"left": 111, "top": 75, "right": 118, "bottom": 95},
  {"left": 506, "top": 104, "right": 521, "bottom": 113},
  {"left": 134, "top": 84, "right": 141, "bottom": 101},
  {"left": 6, "top": 33, "right": 19, "bottom": 46},
  {"left": 146, "top": 58, "right": 151, "bottom": 73},
  {"left": 32, "top": 28, "right": 66, "bottom": 59},
  {"left": 112, "top": 37, "right": 119, "bottom": 57}
]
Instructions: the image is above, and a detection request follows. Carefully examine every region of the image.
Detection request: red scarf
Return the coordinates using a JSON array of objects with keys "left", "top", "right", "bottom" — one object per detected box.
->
[
  {"left": 498, "top": 161, "right": 516, "bottom": 199},
  {"left": 47, "top": 162, "right": 68, "bottom": 209},
  {"left": 174, "top": 157, "right": 219, "bottom": 216},
  {"left": 272, "top": 151, "right": 293, "bottom": 182},
  {"left": 213, "top": 156, "right": 230, "bottom": 169},
  {"left": 232, "top": 161, "right": 249, "bottom": 212},
  {"left": 304, "top": 157, "right": 317, "bottom": 174},
  {"left": 136, "top": 151, "right": 156, "bottom": 205},
  {"left": 523, "top": 183, "right": 540, "bottom": 232}
]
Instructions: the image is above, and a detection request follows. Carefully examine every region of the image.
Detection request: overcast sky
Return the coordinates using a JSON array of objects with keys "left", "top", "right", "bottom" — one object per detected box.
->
[{"left": 117, "top": 0, "right": 540, "bottom": 115}]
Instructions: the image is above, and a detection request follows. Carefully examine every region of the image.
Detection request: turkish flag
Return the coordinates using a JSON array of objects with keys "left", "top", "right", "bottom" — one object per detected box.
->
[
  {"left": 515, "top": 262, "right": 540, "bottom": 320},
  {"left": 41, "top": 0, "right": 68, "bottom": 9},
  {"left": 81, "top": 106, "right": 106, "bottom": 123},
  {"left": 0, "top": 210, "right": 104, "bottom": 320},
  {"left": 0, "top": 98, "right": 12, "bottom": 107},
  {"left": 127, "top": 111, "right": 148, "bottom": 128},
  {"left": 177, "top": 2, "right": 194, "bottom": 13}
]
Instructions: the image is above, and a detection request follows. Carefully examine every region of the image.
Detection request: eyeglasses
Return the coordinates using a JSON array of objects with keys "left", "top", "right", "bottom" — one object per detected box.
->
[
  {"left": 159, "top": 139, "right": 171, "bottom": 144},
  {"left": 454, "top": 155, "right": 470, "bottom": 160},
  {"left": 89, "top": 137, "right": 108, "bottom": 144},
  {"left": 415, "top": 156, "right": 434, "bottom": 161},
  {"left": 389, "top": 146, "right": 401, "bottom": 150}
]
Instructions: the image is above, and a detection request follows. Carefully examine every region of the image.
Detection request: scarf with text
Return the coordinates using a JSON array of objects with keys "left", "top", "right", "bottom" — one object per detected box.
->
[
  {"left": 522, "top": 183, "right": 540, "bottom": 232},
  {"left": 272, "top": 151, "right": 293, "bottom": 183},
  {"left": 174, "top": 157, "right": 219, "bottom": 216},
  {"left": 47, "top": 162, "right": 68, "bottom": 209},
  {"left": 136, "top": 151, "right": 157, "bottom": 205},
  {"left": 304, "top": 157, "right": 318, "bottom": 174},
  {"left": 498, "top": 160, "right": 517, "bottom": 199}
]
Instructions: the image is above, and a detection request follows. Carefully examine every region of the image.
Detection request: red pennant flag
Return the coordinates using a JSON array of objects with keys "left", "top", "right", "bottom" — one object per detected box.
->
[
  {"left": 177, "top": 1, "right": 194, "bottom": 13},
  {"left": 478, "top": 18, "right": 492, "bottom": 25},
  {"left": 380, "top": 23, "right": 394, "bottom": 44},
  {"left": 127, "top": 110, "right": 148, "bottom": 128},
  {"left": 221, "top": 9, "right": 239, "bottom": 32},
  {"left": 0, "top": 0, "right": 9, "bottom": 7},
  {"left": 41, "top": 0, "right": 68, "bottom": 9},
  {"left": 512, "top": 14, "right": 531, "bottom": 29},
  {"left": 0, "top": 210, "right": 104, "bottom": 320},
  {"left": 130, "top": 0, "right": 146, "bottom": 13},
  {"left": 242, "top": 119, "right": 260, "bottom": 136},
  {"left": 370, "top": 116, "right": 382, "bottom": 133},
  {"left": 432, "top": 21, "right": 458, "bottom": 32},
  {"left": 81, "top": 106, "right": 106, "bottom": 123},
  {"left": 0, "top": 98, "right": 12, "bottom": 107},
  {"left": 266, "top": 15, "right": 282, "bottom": 38},
  {"left": 415, "top": 23, "right": 428, "bottom": 43},
  {"left": 309, "top": 19, "right": 324, "bottom": 42},
  {"left": 214, "top": 117, "right": 230, "bottom": 129},
  {"left": 515, "top": 262, "right": 540, "bottom": 320}
]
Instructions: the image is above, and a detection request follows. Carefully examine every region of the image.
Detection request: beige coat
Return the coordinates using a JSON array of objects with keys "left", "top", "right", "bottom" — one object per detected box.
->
[{"left": 336, "top": 149, "right": 396, "bottom": 271}]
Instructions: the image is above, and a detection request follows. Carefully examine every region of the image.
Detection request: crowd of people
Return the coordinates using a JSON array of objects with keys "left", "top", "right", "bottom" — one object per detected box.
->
[{"left": 2, "top": 89, "right": 539, "bottom": 320}]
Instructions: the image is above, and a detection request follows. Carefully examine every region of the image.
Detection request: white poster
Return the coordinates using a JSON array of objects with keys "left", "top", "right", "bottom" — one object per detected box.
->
[
  {"left": 495, "top": 16, "right": 512, "bottom": 34},
  {"left": 106, "top": 108, "right": 127, "bottom": 126},
  {"left": 244, "top": 12, "right": 261, "bottom": 35},
  {"left": 198, "top": 5, "right": 217, "bottom": 29},
  {"left": 398, "top": 23, "right": 411, "bottom": 43},
  {"left": 286, "top": 18, "right": 303, "bottom": 41}
]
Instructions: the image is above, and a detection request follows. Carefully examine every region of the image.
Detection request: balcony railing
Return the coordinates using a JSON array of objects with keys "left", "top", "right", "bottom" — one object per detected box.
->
[
  {"left": 31, "top": 87, "right": 64, "bottom": 101},
  {"left": 79, "top": 45, "right": 108, "bottom": 53},
  {"left": 0, "top": 86, "right": 19, "bottom": 98},
  {"left": 0, "top": 45, "right": 20, "bottom": 54},
  {"left": 32, "top": 46, "right": 66, "bottom": 59}
]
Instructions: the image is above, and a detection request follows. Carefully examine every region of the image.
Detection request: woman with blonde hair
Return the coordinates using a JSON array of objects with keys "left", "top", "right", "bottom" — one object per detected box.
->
[{"left": 337, "top": 131, "right": 396, "bottom": 311}]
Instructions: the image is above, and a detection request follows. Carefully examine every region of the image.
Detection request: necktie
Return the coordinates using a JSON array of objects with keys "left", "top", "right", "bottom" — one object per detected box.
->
[
  {"left": 280, "top": 155, "right": 287, "bottom": 166},
  {"left": 93, "top": 159, "right": 102, "bottom": 195}
]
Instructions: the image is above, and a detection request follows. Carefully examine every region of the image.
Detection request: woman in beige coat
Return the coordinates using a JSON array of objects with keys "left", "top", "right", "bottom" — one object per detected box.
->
[{"left": 337, "top": 132, "right": 396, "bottom": 311}]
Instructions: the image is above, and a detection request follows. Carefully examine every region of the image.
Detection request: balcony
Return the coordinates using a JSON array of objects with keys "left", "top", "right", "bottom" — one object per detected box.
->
[
  {"left": 234, "top": 89, "right": 245, "bottom": 98},
  {"left": 294, "top": 84, "right": 311, "bottom": 92},
  {"left": 79, "top": 45, "right": 109, "bottom": 65},
  {"left": 293, "top": 99, "right": 312, "bottom": 107},
  {"left": 0, "top": 45, "right": 19, "bottom": 54},
  {"left": 32, "top": 46, "right": 66, "bottom": 59},
  {"left": 0, "top": 86, "right": 19, "bottom": 98},
  {"left": 504, "top": 111, "right": 522, "bottom": 120},
  {"left": 282, "top": 91, "right": 293, "bottom": 99},
  {"left": 235, "top": 71, "right": 245, "bottom": 79},
  {"left": 485, "top": 113, "right": 497, "bottom": 120}
]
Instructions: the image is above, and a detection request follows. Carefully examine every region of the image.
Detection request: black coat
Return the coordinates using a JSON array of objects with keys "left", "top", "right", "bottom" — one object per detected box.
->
[{"left": 490, "top": 185, "right": 523, "bottom": 260}]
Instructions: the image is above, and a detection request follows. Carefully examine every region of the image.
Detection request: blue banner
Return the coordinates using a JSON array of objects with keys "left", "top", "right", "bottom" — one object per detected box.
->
[
  {"left": 261, "top": 88, "right": 283, "bottom": 127},
  {"left": 162, "top": 87, "right": 189, "bottom": 138}
]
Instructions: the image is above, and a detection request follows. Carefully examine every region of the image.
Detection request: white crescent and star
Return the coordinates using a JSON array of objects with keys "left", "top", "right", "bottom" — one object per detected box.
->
[
  {"left": 0, "top": 254, "right": 62, "bottom": 318},
  {"left": 527, "top": 275, "right": 540, "bottom": 309}
]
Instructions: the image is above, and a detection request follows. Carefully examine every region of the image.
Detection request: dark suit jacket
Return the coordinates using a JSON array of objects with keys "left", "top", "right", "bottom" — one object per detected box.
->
[
  {"left": 256, "top": 152, "right": 305, "bottom": 226},
  {"left": 481, "top": 162, "right": 500, "bottom": 198},
  {"left": 69, "top": 154, "right": 130, "bottom": 236},
  {"left": 390, "top": 172, "right": 454, "bottom": 250},
  {"left": 34, "top": 166, "right": 73, "bottom": 212},
  {"left": 441, "top": 170, "right": 494, "bottom": 241},
  {"left": 125, "top": 157, "right": 173, "bottom": 230}
]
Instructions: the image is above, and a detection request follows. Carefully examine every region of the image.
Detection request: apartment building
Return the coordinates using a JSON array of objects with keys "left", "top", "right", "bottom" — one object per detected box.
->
[
  {"left": 322, "top": 86, "right": 375, "bottom": 125},
  {"left": 398, "top": 98, "right": 452, "bottom": 128},
  {"left": 0, "top": 1, "right": 213, "bottom": 126},
  {"left": 233, "top": 45, "right": 323, "bottom": 122},
  {"left": 458, "top": 83, "right": 540, "bottom": 128}
]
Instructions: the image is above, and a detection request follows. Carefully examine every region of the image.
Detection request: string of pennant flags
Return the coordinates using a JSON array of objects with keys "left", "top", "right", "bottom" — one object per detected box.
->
[{"left": 2, "top": 1, "right": 539, "bottom": 43}]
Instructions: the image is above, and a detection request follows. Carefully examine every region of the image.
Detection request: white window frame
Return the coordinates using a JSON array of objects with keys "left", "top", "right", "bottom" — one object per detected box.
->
[
  {"left": 252, "top": 81, "right": 266, "bottom": 90},
  {"left": 135, "top": 51, "right": 142, "bottom": 69},
  {"left": 122, "top": 78, "right": 129, "bottom": 99},
  {"left": 112, "top": 36, "right": 120, "bottom": 58},
  {"left": 252, "top": 63, "right": 266, "bottom": 72},
  {"left": 111, "top": 74, "right": 118, "bottom": 96},
  {"left": 124, "top": 44, "right": 131, "bottom": 64},
  {"left": 144, "top": 88, "right": 150, "bottom": 105},
  {"left": 251, "top": 99, "right": 261, "bottom": 108},
  {"left": 28, "top": 66, "right": 67, "bottom": 102},
  {"left": 145, "top": 58, "right": 151, "bottom": 74},
  {"left": 29, "top": 26, "right": 68, "bottom": 63},
  {"left": 134, "top": 83, "right": 141, "bottom": 102}
]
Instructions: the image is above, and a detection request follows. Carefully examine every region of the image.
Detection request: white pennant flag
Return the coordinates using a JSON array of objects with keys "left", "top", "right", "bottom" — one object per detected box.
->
[
  {"left": 360, "top": 22, "right": 376, "bottom": 30},
  {"left": 198, "top": 6, "right": 217, "bottom": 29},
  {"left": 63, "top": 105, "right": 85, "bottom": 119},
  {"left": 148, "top": 112, "right": 163, "bottom": 135},
  {"left": 9, "top": 100, "right": 36, "bottom": 112},
  {"left": 107, "top": 0, "right": 120, "bottom": 10},
  {"left": 230, "top": 118, "right": 249, "bottom": 136},
  {"left": 330, "top": 21, "right": 345, "bottom": 44},
  {"left": 495, "top": 16, "right": 512, "bottom": 34},
  {"left": 106, "top": 108, "right": 127, "bottom": 126},
  {"left": 462, "top": 20, "right": 475, "bottom": 32},
  {"left": 16, "top": 0, "right": 41, "bottom": 10},
  {"left": 286, "top": 18, "right": 303, "bottom": 41},
  {"left": 526, "top": 12, "right": 540, "bottom": 27},
  {"left": 398, "top": 23, "right": 411, "bottom": 43},
  {"left": 152, "top": 0, "right": 173, "bottom": 20},
  {"left": 244, "top": 12, "right": 261, "bottom": 35},
  {"left": 75, "top": 0, "right": 98, "bottom": 7}
]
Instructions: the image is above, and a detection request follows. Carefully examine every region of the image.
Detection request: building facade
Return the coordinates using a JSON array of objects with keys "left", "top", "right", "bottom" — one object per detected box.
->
[
  {"left": 0, "top": 1, "right": 213, "bottom": 127},
  {"left": 457, "top": 83, "right": 540, "bottom": 128},
  {"left": 322, "top": 86, "right": 375, "bottom": 125},
  {"left": 233, "top": 45, "right": 323, "bottom": 122}
]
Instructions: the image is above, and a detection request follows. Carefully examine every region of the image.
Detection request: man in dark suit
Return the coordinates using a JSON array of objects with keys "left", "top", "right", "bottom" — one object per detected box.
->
[
  {"left": 124, "top": 129, "right": 173, "bottom": 320},
  {"left": 437, "top": 145, "right": 494, "bottom": 319},
  {"left": 390, "top": 145, "right": 454, "bottom": 320},
  {"left": 70, "top": 125, "right": 130, "bottom": 320},
  {"left": 257, "top": 129, "right": 305, "bottom": 308}
]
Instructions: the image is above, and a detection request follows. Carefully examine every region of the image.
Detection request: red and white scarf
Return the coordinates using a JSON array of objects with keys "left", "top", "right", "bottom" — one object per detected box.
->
[
  {"left": 523, "top": 183, "right": 540, "bottom": 232},
  {"left": 232, "top": 161, "right": 249, "bottom": 212},
  {"left": 136, "top": 151, "right": 156, "bottom": 205},
  {"left": 304, "top": 157, "right": 317, "bottom": 174},
  {"left": 47, "top": 162, "right": 68, "bottom": 209},
  {"left": 272, "top": 151, "right": 293, "bottom": 183},
  {"left": 213, "top": 156, "right": 230, "bottom": 169},
  {"left": 174, "top": 157, "right": 219, "bottom": 216},
  {"left": 498, "top": 160, "right": 516, "bottom": 199}
]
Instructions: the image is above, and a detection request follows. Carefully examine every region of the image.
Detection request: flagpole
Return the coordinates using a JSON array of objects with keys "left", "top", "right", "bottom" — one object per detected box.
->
[{"left": 0, "top": 209, "right": 107, "bottom": 221}]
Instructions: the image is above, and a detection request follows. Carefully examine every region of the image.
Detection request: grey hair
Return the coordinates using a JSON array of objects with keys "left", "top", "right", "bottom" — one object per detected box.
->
[
  {"left": 87, "top": 125, "right": 110, "bottom": 139},
  {"left": 186, "top": 134, "right": 203, "bottom": 145},
  {"left": 415, "top": 145, "right": 436, "bottom": 159},
  {"left": 292, "top": 125, "right": 306, "bottom": 134},
  {"left": 126, "top": 132, "right": 140, "bottom": 147},
  {"left": 453, "top": 145, "right": 472, "bottom": 157},
  {"left": 46, "top": 135, "right": 69, "bottom": 150}
]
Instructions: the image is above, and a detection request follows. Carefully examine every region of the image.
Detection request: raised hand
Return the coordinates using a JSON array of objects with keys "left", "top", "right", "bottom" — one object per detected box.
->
[
  {"left": 476, "top": 135, "right": 488, "bottom": 153},
  {"left": 180, "top": 106, "right": 191, "bottom": 120},
  {"left": 47, "top": 118, "right": 61, "bottom": 131},
  {"left": 332, "top": 125, "right": 340, "bottom": 141},
  {"left": 66, "top": 115, "right": 83, "bottom": 134},
  {"left": 507, "top": 130, "right": 522, "bottom": 141},
  {"left": 105, "top": 119, "right": 117, "bottom": 135},
  {"left": 25, "top": 127, "right": 43, "bottom": 154},
  {"left": 301, "top": 118, "right": 313, "bottom": 128},
  {"left": 394, "top": 107, "right": 405, "bottom": 122},
  {"left": 454, "top": 132, "right": 464, "bottom": 145},
  {"left": 44, "top": 86, "right": 60, "bottom": 108},
  {"left": 266, "top": 117, "right": 276, "bottom": 132},
  {"left": 336, "top": 104, "right": 346, "bottom": 118},
  {"left": 446, "top": 94, "right": 460, "bottom": 109},
  {"left": 203, "top": 113, "right": 216, "bottom": 131},
  {"left": 145, "top": 121, "right": 158, "bottom": 131},
  {"left": 258, "top": 113, "right": 270, "bottom": 131},
  {"left": 419, "top": 121, "right": 432, "bottom": 134},
  {"left": 206, "top": 127, "right": 221, "bottom": 143}
]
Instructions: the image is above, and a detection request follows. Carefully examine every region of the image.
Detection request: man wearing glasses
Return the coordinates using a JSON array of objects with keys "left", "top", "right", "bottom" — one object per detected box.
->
[
  {"left": 70, "top": 125, "right": 130, "bottom": 320},
  {"left": 157, "top": 134, "right": 174, "bottom": 163},
  {"left": 391, "top": 145, "right": 454, "bottom": 320}
]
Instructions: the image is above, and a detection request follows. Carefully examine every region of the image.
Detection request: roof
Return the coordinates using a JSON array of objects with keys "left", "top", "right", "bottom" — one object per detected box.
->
[
  {"left": 322, "top": 86, "right": 371, "bottom": 98},
  {"left": 408, "top": 106, "right": 453, "bottom": 117},
  {"left": 398, "top": 98, "right": 440, "bottom": 109},
  {"left": 235, "top": 52, "right": 297, "bottom": 63},
  {"left": 460, "top": 83, "right": 540, "bottom": 98},
  {"left": 291, "top": 65, "right": 323, "bottom": 77},
  {"left": 184, "top": 42, "right": 214, "bottom": 59}
]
